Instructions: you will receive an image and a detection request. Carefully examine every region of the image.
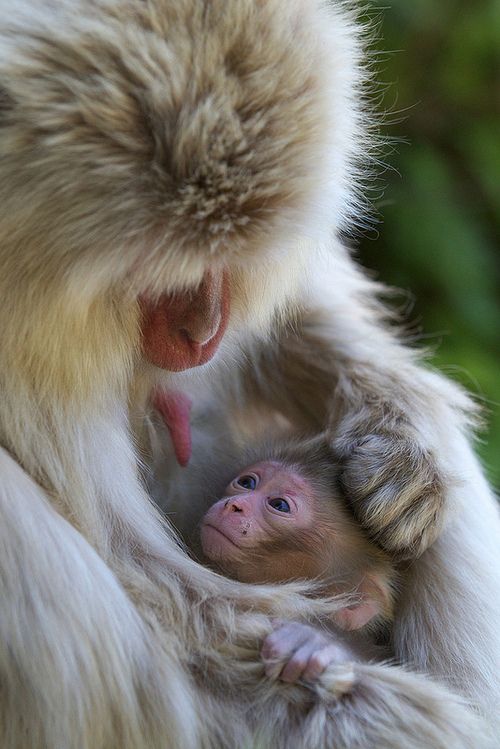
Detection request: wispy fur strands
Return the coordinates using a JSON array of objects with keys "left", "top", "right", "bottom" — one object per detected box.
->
[
  {"left": 0, "top": 1, "right": 498, "bottom": 748},
  {"left": 0, "top": 0, "right": 368, "bottom": 295}
]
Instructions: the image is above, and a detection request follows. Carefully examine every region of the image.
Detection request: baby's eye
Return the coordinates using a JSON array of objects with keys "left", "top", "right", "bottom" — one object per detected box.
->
[
  {"left": 237, "top": 475, "right": 256, "bottom": 490},
  {"left": 268, "top": 498, "right": 290, "bottom": 513}
]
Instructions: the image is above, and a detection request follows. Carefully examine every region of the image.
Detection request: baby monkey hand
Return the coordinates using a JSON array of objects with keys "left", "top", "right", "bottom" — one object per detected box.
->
[{"left": 261, "top": 621, "right": 354, "bottom": 685}]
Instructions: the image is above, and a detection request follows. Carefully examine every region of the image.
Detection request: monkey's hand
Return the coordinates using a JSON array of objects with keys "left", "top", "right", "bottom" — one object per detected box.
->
[
  {"left": 333, "top": 429, "right": 445, "bottom": 558},
  {"left": 261, "top": 621, "right": 355, "bottom": 688}
]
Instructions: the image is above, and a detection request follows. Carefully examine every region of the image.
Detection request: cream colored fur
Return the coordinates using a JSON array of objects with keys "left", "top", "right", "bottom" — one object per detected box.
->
[{"left": 0, "top": 1, "right": 498, "bottom": 747}]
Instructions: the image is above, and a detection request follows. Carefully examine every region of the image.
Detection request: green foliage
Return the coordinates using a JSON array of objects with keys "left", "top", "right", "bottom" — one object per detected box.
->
[{"left": 358, "top": 0, "right": 500, "bottom": 488}]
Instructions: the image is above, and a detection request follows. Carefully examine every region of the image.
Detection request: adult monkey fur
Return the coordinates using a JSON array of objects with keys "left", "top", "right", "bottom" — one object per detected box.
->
[{"left": 0, "top": 1, "right": 498, "bottom": 747}]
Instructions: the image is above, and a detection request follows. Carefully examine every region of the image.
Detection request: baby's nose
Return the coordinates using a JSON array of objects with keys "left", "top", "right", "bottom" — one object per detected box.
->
[{"left": 224, "top": 498, "right": 245, "bottom": 514}]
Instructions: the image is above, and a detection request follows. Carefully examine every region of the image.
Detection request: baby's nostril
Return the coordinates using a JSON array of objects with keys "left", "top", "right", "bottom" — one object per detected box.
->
[{"left": 224, "top": 499, "right": 243, "bottom": 512}]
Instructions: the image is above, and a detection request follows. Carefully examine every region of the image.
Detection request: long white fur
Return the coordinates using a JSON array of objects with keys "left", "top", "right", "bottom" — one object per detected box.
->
[{"left": 0, "top": 1, "right": 498, "bottom": 747}]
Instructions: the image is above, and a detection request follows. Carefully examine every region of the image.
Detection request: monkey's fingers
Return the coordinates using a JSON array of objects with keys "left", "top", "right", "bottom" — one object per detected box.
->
[
  {"left": 261, "top": 623, "right": 309, "bottom": 660},
  {"left": 301, "top": 643, "right": 352, "bottom": 683},
  {"left": 279, "top": 643, "right": 317, "bottom": 683},
  {"left": 334, "top": 432, "right": 444, "bottom": 558},
  {"left": 261, "top": 622, "right": 312, "bottom": 679}
]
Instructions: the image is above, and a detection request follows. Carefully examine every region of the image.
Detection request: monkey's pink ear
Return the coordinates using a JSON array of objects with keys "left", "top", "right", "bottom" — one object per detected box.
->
[
  {"left": 333, "top": 573, "right": 393, "bottom": 631},
  {"left": 334, "top": 599, "right": 381, "bottom": 631}
]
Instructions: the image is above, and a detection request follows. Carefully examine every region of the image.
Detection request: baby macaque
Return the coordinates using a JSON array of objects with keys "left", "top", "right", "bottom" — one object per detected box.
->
[{"left": 198, "top": 438, "right": 398, "bottom": 684}]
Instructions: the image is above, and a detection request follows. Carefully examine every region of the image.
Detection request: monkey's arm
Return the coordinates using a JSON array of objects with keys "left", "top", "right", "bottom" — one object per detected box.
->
[
  {"left": 260, "top": 621, "right": 495, "bottom": 749},
  {"left": 0, "top": 447, "right": 194, "bottom": 748},
  {"left": 315, "top": 659, "right": 495, "bottom": 749},
  {"left": 237, "top": 246, "right": 463, "bottom": 558},
  {"left": 229, "top": 244, "right": 500, "bottom": 721}
]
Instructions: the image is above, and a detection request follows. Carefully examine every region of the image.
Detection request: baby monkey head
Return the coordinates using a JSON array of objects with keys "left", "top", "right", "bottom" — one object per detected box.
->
[{"left": 200, "top": 438, "right": 397, "bottom": 631}]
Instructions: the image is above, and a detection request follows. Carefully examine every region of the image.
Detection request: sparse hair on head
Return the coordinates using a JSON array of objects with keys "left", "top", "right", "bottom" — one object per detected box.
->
[{"left": 263, "top": 433, "right": 341, "bottom": 503}]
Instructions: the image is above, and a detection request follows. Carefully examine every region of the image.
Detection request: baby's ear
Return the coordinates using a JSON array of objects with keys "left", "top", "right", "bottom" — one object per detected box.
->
[{"left": 333, "top": 572, "right": 394, "bottom": 631}]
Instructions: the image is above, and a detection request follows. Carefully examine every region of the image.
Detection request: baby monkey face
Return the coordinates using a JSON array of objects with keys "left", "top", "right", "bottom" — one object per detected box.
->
[
  {"left": 200, "top": 461, "right": 394, "bottom": 629},
  {"left": 200, "top": 461, "right": 317, "bottom": 576}
]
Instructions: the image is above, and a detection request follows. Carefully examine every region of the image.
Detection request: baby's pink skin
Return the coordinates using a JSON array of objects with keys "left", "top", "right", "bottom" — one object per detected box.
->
[
  {"left": 261, "top": 621, "right": 354, "bottom": 684},
  {"left": 200, "top": 461, "right": 316, "bottom": 563}
]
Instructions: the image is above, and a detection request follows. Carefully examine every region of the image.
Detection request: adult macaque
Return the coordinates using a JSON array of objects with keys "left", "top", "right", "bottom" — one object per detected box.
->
[{"left": 0, "top": 1, "right": 499, "bottom": 748}]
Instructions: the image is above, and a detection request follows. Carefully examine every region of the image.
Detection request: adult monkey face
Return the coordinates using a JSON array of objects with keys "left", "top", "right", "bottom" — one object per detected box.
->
[{"left": 140, "top": 270, "right": 230, "bottom": 371}]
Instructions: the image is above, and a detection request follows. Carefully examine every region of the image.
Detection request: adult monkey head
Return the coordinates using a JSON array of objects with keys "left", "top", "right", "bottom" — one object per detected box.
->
[{"left": 124, "top": 0, "right": 365, "bottom": 379}]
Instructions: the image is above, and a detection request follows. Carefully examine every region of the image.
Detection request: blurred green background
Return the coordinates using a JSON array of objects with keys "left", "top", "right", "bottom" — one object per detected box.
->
[{"left": 357, "top": 0, "right": 500, "bottom": 489}]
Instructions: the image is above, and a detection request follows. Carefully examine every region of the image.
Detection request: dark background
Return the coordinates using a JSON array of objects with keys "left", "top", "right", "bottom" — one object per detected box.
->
[{"left": 356, "top": 0, "right": 500, "bottom": 489}]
